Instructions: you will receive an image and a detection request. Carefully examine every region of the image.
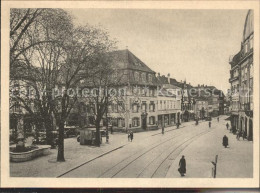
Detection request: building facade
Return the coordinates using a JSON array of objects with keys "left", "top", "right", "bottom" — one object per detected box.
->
[
  {"left": 100, "top": 49, "right": 159, "bottom": 132},
  {"left": 194, "top": 99, "right": 208, "bottom": 120},
  {"left": 157, "top": 74, "right": 182, "bottom": 127},
  {"left": 229, "top": 10, "right": 253, "bottom": 141}
]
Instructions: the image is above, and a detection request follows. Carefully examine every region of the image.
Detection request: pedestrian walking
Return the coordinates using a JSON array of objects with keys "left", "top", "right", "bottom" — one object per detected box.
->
[
  {"left": 232, "top": 126, "right": 236, "bottom": 134},
  {"left": 226, "top": 123, "right": 229, "bottom": 130},
  {"left": 128, "top": 132, "right": 131, "bottom": 141},
  {"left": 209, "top": 121, "right": 211, "bottom": 128},
  {"left": 111, "top": 125, "right": 113, "bottom": 134},
  {"left": 222, "top": 135, "right": 228, "bottom": 148},
  {"left": 178, "top": 155, "right": 186, "bottom": 177},
  {"left": 217, "top": 117, "right": 219, "bottom": 122},
  {"left": 130, "top": 131, "right": 134, "bottom": 142},
  {"left": 242, "top": 131, "right": 246, "bottom": 140},
  {"left": 162, "top": 126, "right": 165, "bottom": 134},
  {"left": 236, "top": 130, "right": 242, "bottom": 140}
]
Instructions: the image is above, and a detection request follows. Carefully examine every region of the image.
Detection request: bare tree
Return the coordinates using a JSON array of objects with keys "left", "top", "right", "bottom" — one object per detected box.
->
[
  {"left": 80, "top": 53, "right": 130, "bottom": 146},
  {"left": 50, "top": 25, "right": 117, "bottom": 160},
  {"left": 10, "top": 8, "right": 117, "bottom": 161},
  {"left": 10, "top": 9, "right": 73, "bottom": 147}
]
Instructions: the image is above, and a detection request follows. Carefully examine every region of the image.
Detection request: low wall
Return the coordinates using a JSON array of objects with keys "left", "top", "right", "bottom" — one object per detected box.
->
[{"left": 10, "top": 145, "right": 51, "bottom": 162}]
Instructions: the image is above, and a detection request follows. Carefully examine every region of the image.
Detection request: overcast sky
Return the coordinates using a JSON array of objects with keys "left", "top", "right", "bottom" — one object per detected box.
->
[{"left": 67, "top": 9, "right": 248, "bottom": 92}]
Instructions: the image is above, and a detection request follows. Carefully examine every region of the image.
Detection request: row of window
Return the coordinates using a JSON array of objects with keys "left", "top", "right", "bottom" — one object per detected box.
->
[
  {"left": 132, "top": 102, "right": 155, "bottom": 113},
  {"left": 132, "top": 116, "right": 156, "bottom": 127},
  {"left": 132, "top": 87, "right": 156, "bottom": 97},
  {"left": 134, "top": 72, "right": 153, "bottom": 83},
  {"left": 181, "top": 104, "right": 193, "bottom": 111},
  {"left": 158, "top": 100, "right": 180, "bottom": 110}
]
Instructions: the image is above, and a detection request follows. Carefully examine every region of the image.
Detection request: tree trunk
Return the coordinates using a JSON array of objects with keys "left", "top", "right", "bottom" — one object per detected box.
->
[
  {"left": 34, "top": 120, "right": 41, "bottom": 143},
  {"left": 57, "top": 121, "right": 65, "bottom": 162},
  {"left": 45, "top": 116, "right": 53, "bottom": 145}
]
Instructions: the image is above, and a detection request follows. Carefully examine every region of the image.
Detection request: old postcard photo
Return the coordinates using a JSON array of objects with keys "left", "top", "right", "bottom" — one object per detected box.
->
[{"left": 1, "top": 0, "right": 259, "bottom": 188}]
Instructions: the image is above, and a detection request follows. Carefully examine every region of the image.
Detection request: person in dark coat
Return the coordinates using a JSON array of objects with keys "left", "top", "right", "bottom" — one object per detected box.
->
[
  {"left": 162, "top": 126, "right": 165, "bottom": 134},
  {"left": 242, "top": 131, "right": 246, "bottom": 140},
  {"left": 110, "top": 125, "right": 113, "bottom": 134},
  {"left": 130, "top": 131, "right": 133, "bottom": 142},
  {"left": 209, "top": 121, "right": 211, "bottom": 128},
  {"left": 222, "top": 135, "right": 228, "bottom": 148},
  {"left": 226, "top": 123, "right": 229, "bottom": 130},
  {"left": 178, "top": 155, "right": 186, "bottom": 177},
  {"left": 217, "top": 117, "right": 219, "bottom": 122},
  {"left": 236, "top": 130, "right": 242, "bottom": 140},
  {"left": 128, "top": 132, "right": 131, "bottom": 141}
]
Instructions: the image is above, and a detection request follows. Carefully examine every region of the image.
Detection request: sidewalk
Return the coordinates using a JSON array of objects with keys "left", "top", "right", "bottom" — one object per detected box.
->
[
  {"left": 217, "top": 130, "right": 253, "bottom": 178},
  {"left": 166, "top": 117, "right": 253, "bottom": 178},
  {"left": 10, "top": 133, "right": 129, "bottom": 177},
  {"left": 10, "top": 121, "right": 192, "bottom": 177}
]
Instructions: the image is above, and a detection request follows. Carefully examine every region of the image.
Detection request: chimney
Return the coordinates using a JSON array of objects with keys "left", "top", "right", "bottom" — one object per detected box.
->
[
  {"left": 198, "top": 84, "right": 200, "bottom": 87},
  {"left": 157, "top": 72, "right": 160, "bottom": 77},
  {"left": 167, "top": 73, "right": 170, "bottom": 84}
]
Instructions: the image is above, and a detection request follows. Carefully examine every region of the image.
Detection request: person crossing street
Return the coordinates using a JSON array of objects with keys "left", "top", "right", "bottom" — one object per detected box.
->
[
  {"left": 222, "top": 135, "right": 229, "bottom": 148},
  {"left": 226, "top": 122, "right": 229, "bottom": 130}
]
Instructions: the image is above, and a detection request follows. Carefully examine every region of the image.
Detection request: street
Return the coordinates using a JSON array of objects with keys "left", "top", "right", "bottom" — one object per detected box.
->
[
  {"left": 10, "top": 116, "right": 253, "bottom": 178},
  {"left": 59, "top": 116, "right": 252, "bottom": 178}
]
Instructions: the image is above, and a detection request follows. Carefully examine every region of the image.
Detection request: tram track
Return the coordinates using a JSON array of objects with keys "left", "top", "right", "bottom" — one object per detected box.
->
[
  {"left": 60, "top": 121, "right": 214, "bottom": 178},
  {"left": 98, "top": 130, "right": 191, "bottom": 178},
  {"left": 151, "top": 129, "right": 212, "bottom": 178},
  {"left": 105, "top": 128, "right": 211, "bottom": 178},
  {"left": 136, "top": 129, "right": 211, "bottom": 178}
]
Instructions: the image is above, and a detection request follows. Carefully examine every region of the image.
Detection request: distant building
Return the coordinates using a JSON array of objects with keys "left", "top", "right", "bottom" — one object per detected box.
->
[
  {"left": 194, "top": 99, "right": 208, "bottom": 120},
  {"left": 192, "top": 85, "right": 224, "bottom": 118},
  {"left": 168, "top": 80, "right": 195, "bottom": 122},
  {"left": 229, "top": 10, "right": 253, "bottom": 141}
]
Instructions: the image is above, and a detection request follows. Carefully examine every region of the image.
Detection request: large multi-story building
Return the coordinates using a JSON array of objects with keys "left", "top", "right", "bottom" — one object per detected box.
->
[
  {"left": 96, "top": 49, "right": 159, "bottom": 132},
  {"left": 229, "top": 10, "right": 253, "bottom": 141}
]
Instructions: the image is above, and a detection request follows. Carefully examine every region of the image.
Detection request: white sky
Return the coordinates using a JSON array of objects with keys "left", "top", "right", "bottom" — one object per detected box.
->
[{"left": 67, "top": 9, "right": 248, "bottom": 92}]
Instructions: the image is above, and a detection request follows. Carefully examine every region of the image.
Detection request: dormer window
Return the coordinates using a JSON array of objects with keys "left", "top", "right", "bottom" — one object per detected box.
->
[
  {"left": 148, "top": 74, "right": 153, "bottom": 82},
  {"left": 134, "top": 72, "right": 139, "bottom": 81},
  {"left": 142, "top": 73, "right": 146, "bottom": 82}
]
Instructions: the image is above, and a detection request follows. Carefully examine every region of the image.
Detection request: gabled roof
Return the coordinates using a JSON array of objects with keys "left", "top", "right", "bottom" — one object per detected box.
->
[
  {"left": 109, "top": 49, "right": 155, "bottom": 73},
  {"left": 157, "top": 75, "right": 182, "bottom": 90}
]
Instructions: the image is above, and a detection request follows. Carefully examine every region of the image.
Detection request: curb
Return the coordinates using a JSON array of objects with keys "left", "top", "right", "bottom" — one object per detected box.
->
[{"left": 57, "top": 144, "right": 127, "bottom": 178}]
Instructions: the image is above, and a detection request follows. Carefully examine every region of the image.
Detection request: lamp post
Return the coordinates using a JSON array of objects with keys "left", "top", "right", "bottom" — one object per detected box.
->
[
  {"left": 211, "top": 155, "right": 218, "bottom": 178},
  {"left": 105, "top": 96, "right": 109, "bottom": 143}
]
